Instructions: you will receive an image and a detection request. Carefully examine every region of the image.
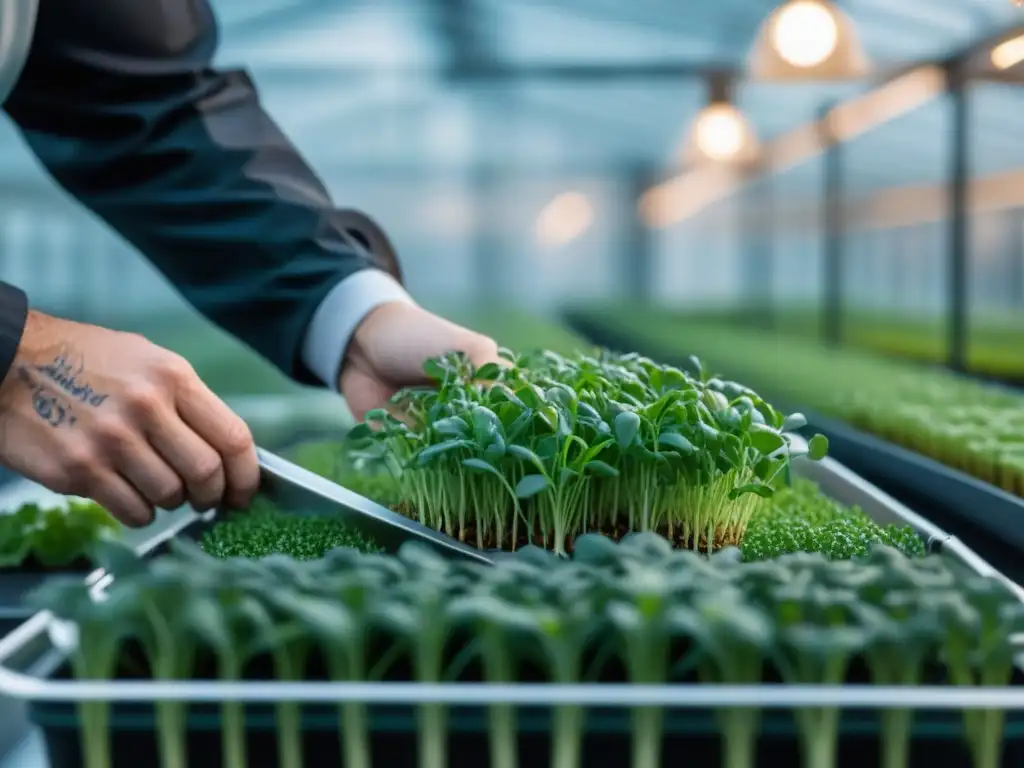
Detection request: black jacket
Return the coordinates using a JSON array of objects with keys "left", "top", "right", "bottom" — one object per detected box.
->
[{"left": 0, "top": 0, "right": 383, "bottom": 387}]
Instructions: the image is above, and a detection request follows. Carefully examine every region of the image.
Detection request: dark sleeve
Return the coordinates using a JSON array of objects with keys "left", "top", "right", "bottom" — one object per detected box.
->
[
  {"left": 2, "top": 0, "right": 376, "bottom": 385},
  {"left": 0, "top": 282, "right": 28, "bottom": 388}
]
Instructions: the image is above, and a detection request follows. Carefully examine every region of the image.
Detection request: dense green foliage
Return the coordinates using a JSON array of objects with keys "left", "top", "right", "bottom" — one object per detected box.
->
[
  {"left": 0, "top": 500, "right": 119, "bottom": 569},
  {"left": 32, "top": 535, "right": 1022, "bottom": 768},
  {"left": 352, "top": 348, "right": 827, "bottom": 555},
  {"left": 742, "top": 479, "right": 925, "bottom": 561},
  {"left": 570, "top": 309, "right": 1024, "bottom": 500},
  {"left": 199, "top": 497, "right": 383, "bottom": 560}
]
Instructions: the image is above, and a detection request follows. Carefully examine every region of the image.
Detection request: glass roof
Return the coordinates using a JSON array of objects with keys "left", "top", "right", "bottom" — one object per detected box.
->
[{"left": 0, "top": 0, "right": 1019, "bottom": 206}]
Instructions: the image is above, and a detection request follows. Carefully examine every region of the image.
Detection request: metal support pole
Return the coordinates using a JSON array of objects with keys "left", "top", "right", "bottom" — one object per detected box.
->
[
  {"left": 470, "top": 163, "right": 499, "bottom": 301},
  {"left": 741, "top": 165, "right": 774, "bottom": 327},
  {"left": 759, "top": 174, "right": 775, "bottom": 328},
  {"left": 891, "top": 228, "right": 906, "bottom": 310},
  {"left": 946, "top": 62, "right": 970, "bottom": 373},
  {"left": 1008, "top": 208, "right": 1024, "bottom": 310},
  {"left": 820, "top": 104, "right": 844, "bottom": 346},
  {"left": 624, "top": 164, "right": 655, "bottom": 303},
  {"left": 738, "top": 185, "right": 754, "bottom": 319}
]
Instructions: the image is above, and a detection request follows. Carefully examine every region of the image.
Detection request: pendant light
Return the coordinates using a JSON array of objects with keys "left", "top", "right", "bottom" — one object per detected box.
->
[
  {"left": 683, "top": 73, "right": 759, "bottom": 166},
  {"left": 748, "top": 0, "right": 868, "bottom": 81}
]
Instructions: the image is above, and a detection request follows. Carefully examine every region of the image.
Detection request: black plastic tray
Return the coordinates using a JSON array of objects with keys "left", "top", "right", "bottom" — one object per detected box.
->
[
  {"left": 563, "top": 311, "right": 1024, "bottom": 582},
  {"left": 30, "top": 693, "right": 1024, "bottom": 768}
]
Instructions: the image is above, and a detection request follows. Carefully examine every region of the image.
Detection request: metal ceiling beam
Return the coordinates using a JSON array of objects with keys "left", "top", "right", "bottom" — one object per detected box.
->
[
  {"left": 313, "top": 160, "right": 645, "bottom": 176},
  {"left": 514, "top": 0, "right": 742, "bottom": 47},
  {"left": 450, "top": 61, "right": 735, "bottom": 81},
  {"left": 847, "top": 1, "right": 993, "bottom": 39},
  {"left": 247, "top": 58, "right": 1021, "bottom": 84},
  {"left": 248, "top": 60, "right": 737, "bottom": 82}
]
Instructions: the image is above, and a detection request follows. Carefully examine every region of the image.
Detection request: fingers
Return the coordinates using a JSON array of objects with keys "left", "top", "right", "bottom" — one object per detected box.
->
[
  {"left": 116, "top": 356, "right": 256, "bottom": 512},
  {"left": 97, "top": 396, "right": 225, "bottom": 514},
  {"left": 142, "top": 419, "right": 225, "bottom": 512},
  {"left": 87, "top": 470, "right": 155, "bottom": 528},
  {"left": 174, "top": 376, "right": 259, "bottom": 510},
  {"left": 112, "top": 433, "right": 187, "bottom": 511},
  {"left": 462, "top": 333, "right": 502, "bottom": 368}
]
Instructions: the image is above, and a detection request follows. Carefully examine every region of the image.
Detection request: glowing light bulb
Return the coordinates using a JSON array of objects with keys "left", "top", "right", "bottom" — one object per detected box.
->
[
  {"left": 536, "top": 192, "right": 593, "bottom": 247},
  {"left": 992, "top": 35, "right": 1024, "bottom": 70},
  {"left": 771, "top": 0, "right": 839, "bottom": 68},
  {"left": 692, "top": 104, "right": 747, "bottom": 161}
]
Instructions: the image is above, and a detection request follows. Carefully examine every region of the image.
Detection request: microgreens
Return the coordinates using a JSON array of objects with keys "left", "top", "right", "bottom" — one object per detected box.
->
[
  {"left": 348, "top": 348, "right": 826, "bottom": 555},
  {"left": 29, "top": 536, "right": 1021, "bottom": 768},
  {"left": 741, "top": 479, "right": 926, "bottom": 562},
  {"left": 198, "top": 497, "right": 383, "bottom": 561}
]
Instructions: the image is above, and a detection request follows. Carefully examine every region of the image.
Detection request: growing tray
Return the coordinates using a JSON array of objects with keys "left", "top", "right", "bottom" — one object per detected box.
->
[
  {"left": 0, "top": 455, "right": 1021, "bottom": 767},
  {"left": 796, "top": 413, "right": 1024, "bottom": 579},
  {"left": 26, "top": 694, "right": 1024, "bottom": 768}
]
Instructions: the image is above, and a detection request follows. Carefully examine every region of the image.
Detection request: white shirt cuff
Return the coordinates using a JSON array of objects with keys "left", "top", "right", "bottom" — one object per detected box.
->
[{"left": 300, "top": 268, "right": 416, "bottom": 390}]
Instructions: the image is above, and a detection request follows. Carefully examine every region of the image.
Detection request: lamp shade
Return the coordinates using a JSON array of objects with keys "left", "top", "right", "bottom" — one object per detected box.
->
[{"left": 748, "top": 0, "right": 869, "bottom": 81}]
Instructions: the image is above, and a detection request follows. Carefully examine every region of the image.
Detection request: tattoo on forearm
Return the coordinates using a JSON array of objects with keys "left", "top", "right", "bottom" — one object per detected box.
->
[{"left": 14, "top": 348, "right": 108, "bottom": 429}]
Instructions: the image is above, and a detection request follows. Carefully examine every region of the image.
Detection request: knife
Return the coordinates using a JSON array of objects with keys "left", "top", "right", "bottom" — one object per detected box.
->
[{"left": 254, "top": 447, "right": 497, "bottom": 565}]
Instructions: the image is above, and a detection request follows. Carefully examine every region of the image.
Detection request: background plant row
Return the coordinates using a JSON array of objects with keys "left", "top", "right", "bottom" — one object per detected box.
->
[{"left": 570, "top": 309, "right": 1024, "bottom": 501}]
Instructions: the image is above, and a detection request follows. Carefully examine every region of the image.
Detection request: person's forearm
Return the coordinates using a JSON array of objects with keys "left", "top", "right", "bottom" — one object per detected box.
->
[
  {"left": 3, "top": 0, "right": 410, "bottom": 387},
  {"left": 0, "top": 282, "right": 28, "bottom": 388}
]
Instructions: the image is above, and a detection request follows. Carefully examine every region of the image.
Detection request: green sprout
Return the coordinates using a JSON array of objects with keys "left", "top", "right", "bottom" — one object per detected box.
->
[
  {"left": 29, "top": 516, "right": 1010, "bottom": 768},
  {"left": 671, "top": 588, "right": 772, "bottom": 768},
  {"left": 607, "top": 561, "right": 675, "bottom": 768},
  {"left": 27, "top": 576, "right": 138, "bottom": 768}
]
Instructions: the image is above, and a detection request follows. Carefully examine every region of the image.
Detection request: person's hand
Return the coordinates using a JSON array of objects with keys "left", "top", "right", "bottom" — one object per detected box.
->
[
  {"left": 0, "top": 311, "right": 259, "bottom": 526},
  {"left": 340, "top": 302, "right": 501, "bottom": 420}
]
